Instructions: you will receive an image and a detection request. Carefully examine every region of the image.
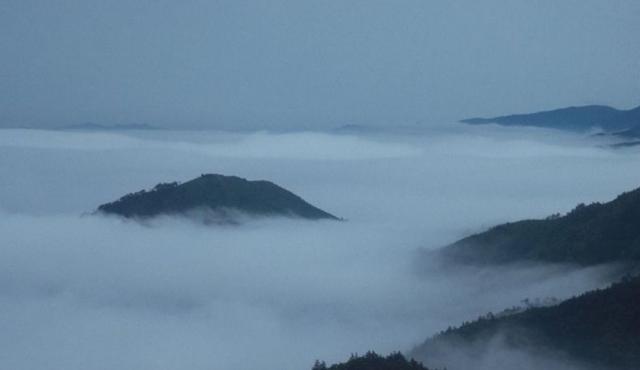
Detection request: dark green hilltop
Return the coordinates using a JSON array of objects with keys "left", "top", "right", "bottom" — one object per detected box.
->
[
  {"left": 310, "top": 352, "right": 433, "bottom": 370},
  {"left": 435, "top": 186, "right": 640, "bottom": 266},
  {"left": 97, "top": 174, "right": 339, "bottom": 221},
  {"left": 461, "top": 104, "right": 640, "bottom": 136},
  {"left": 411, "top": 275, "right": 640, "bottom": 370}
]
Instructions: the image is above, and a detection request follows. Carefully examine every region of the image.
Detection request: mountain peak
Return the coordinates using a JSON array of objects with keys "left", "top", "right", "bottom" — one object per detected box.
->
[{"left": 97, "top": 174, "right": 339, "bottom": 222}]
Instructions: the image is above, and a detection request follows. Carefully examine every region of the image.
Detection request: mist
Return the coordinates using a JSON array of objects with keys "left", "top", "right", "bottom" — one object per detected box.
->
[
  {"left": 1, "top": 127, "right": 640, "bottom": 370},
  {"left": 412, "top": 331, "right": 599, "bottom": 370}
]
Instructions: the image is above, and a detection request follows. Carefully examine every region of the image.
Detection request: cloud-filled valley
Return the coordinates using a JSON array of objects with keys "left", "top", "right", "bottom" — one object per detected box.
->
[{"left": 1, "top": 127, "right": 640, "bottom": 370}]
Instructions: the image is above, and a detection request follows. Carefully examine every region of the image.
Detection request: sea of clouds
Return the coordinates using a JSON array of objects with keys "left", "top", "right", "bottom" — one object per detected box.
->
[{"left": 1, "top": 126, "right": 639, "bottom": 370}]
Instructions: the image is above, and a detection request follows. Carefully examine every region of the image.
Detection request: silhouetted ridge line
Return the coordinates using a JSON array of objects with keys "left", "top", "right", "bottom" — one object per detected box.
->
[
  {"left": 311, "top": 351, "right": 434, "bottom": 370},
  {"left": 97, "top": 174, "right": 339, "bottom": 222},
  {"left": 461, "top": 104, "right": 640, "bottom": 135},
  {"left": 434, "top": 186, "right": 640, "bottom": 266},
  {"left": 411, "top": 275, "right": 640, "bottom": 370}
]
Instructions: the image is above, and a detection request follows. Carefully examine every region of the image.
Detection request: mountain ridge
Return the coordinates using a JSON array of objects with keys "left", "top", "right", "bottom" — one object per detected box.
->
[
  {"left": 411, "top": 275, "right": 640, "bottom": 370},
  {"left": 461, "top": 105, "right": 640, "bottom": 135},
  {"left": 433, "top": 186, "right": 640, "bottom": 266}
]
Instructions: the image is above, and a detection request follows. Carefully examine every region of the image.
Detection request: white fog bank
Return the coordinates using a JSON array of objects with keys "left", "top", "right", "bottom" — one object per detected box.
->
[{"left": 1, "top": 127, "right": 639, "bottom": 370}]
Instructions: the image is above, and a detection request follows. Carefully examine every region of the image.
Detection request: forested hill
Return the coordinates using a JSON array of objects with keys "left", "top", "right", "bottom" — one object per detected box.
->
[
  {"left": 411, "top": 275, "right": 640, "bottom": 370},
  {"left": 461, "top": 105, "right": 640, "bottom": 134},
  {"left": 310, "top": 352, "right": 433, "bottom": 370},
  {"left": 97, "top": 174, "right": 339, "bottom": 221},
  {"left": 436, "top": 186, "right": 640, "bottom": 266}
]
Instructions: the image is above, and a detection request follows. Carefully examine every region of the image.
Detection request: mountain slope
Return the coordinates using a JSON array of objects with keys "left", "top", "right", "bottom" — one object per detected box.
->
[
  {"left": 311, "top": 352, "right": 433, "bottom": 370},
  {"left": 435, "top": 186, "right": 640, "bottom": 266},
  {"left": 411, "top": 276, "right": 640, "bottom": 370},
  {"left": 97, "top": 174, "right": 339, "bottom": 221},
  {"left": 461, "top": 105, "right": 640, "bottom": 134}
]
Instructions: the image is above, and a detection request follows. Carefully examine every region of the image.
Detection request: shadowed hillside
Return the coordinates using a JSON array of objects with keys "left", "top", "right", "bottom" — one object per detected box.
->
[
  {"left": 311, "top": 352, "right": 434, "bottom": 370},
  {"left": 411, "top": 275, "right": 640, "bottom": 370},
  {"left": 435, "top": 186, "right": 640, "bottom": 266},
  {"left": 97, "top": 174, "right": 339, "bottom": 222}
]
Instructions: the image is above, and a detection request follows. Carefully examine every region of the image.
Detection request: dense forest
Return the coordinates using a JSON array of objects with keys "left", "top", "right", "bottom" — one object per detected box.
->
[
  {"left": 435, "top": 186, "right": 640, "bottom": 265},
  {"left": 411, "top": 275, "right": 640, "bottom": 370},
  {"left": 97, "top": 174, "right": 338, "bottom": 221},
  {"left": 311, "top": 352, "right": 433, "bottom": 370}
]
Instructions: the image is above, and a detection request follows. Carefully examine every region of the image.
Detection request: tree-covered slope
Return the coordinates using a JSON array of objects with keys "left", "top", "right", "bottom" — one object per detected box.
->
[
  {"left": 461, "top": 105, "right": 640, "bottom": 134},
  {"left": 311, "top": 352, "right": 433, "bottom": 370},
  {"left": 411, "top": 276, "right": 640, "bottom": 370},
  {"left": 97, "top": 174, "right": 339, "bottom": 221},
  {"left": 436, "top": 186, "right": 640, "bottom": 266}
]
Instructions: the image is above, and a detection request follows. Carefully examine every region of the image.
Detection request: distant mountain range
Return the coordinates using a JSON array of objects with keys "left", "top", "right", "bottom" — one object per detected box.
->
[
  {"left": 434, "top": 186, "right": 640, "bottom": 266},
  {"left": 61, "top": 123, "right": 158, "bottom": 131},
  {"left": 461, "top": 105, "right": 640, "bottom": 138},
  {"left": 411, "top": 275, "right": 640, "bottom": 370},
  {"left": 97, "top": 174, "right": 339, "bottom": 222}
]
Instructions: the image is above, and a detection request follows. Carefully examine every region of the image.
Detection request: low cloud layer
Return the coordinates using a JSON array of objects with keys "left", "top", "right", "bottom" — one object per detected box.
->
[
  {"left": 415, "top": 331, "right": 599, "bottom": 370},
  {"left": 1, "top": 128, "right": 639, "bottom": 370}
]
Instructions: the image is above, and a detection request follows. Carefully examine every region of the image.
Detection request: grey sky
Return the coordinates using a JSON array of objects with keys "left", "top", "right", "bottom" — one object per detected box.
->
[{"left": 2, "top": 0, "right": 639, "bottom": 129}]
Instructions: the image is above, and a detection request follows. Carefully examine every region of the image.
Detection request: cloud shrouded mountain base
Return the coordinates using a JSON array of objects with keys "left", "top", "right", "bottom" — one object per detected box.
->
[{"left": 410, "top": 276, "right": 640, "bottom": 370}]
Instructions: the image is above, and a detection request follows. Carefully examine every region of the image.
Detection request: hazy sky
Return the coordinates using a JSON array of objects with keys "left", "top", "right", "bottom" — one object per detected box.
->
[{"left": 2, "top": 0, "right": 639, "bottom": 129}]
